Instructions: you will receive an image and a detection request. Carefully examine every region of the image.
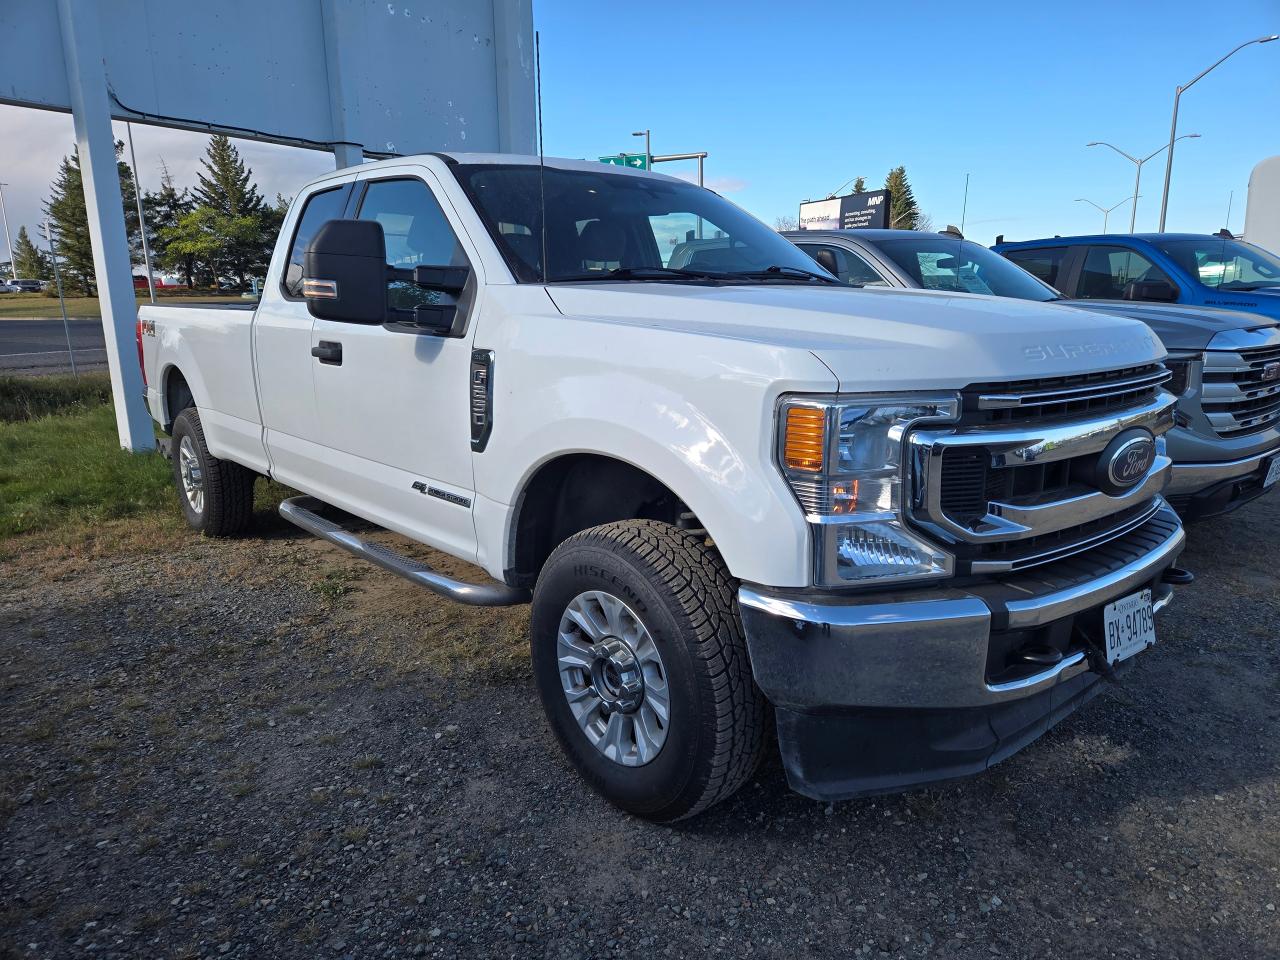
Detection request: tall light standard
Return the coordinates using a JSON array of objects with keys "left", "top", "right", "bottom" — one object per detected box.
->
[
  {"left": 1088, "top": 134, "right": 1200, "bottom": 233},
  {"left": 1157, "top": 34, "right": 1278, "bottom": 230},
  {"left": 1076, "top": 196, "right": 1134, "bottom": 234},
  {"left": 632, "top": 129, "right": 651, "bottom": 169},
  {"left": 0, "top": 182, "right": 16, "bottom": 280}
]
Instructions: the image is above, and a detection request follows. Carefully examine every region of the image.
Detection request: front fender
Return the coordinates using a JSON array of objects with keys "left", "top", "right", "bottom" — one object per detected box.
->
[{"left": 471, "top": 307, "right": 837, "bottom": 588}]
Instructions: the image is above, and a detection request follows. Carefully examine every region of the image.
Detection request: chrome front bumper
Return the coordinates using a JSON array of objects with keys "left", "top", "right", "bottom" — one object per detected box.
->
[{"left": 739, "top": 505, "right": 1184, "bottom": 712}]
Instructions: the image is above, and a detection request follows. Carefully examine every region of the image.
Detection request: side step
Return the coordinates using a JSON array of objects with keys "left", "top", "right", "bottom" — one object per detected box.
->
[{"left": 279, "top": 495, "right": 530, "bottom": 607}]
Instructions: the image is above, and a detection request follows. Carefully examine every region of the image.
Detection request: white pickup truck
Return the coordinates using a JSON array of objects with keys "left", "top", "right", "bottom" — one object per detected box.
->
[{"left": 140, "top": 153, "right": 1189, "bottom": 821}]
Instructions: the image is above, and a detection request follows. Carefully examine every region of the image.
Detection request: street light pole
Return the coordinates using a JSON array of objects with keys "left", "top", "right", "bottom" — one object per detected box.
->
[
  {"left": 1157, "top": 34, "right": 1278, "bottom": 231},
  {"left": 0, "top": 182, "right": 16, "bottom": 280},
  {"left": 1088, "top": 134, "right": 1200, "bottom": 233},
  {"left": 126, "top": 123, "right": 157, "bottom": 303},
  {"left": 1076, "top": 196, "right": 1134, "bottom": 234},
  {"left": 632, "top": 129, "right": 651, "bottom": 169}
]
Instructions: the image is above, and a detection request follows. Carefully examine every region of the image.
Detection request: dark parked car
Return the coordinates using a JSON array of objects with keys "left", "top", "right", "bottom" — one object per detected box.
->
[{"left": 784, "top": 229, "right": 1280, "bottom": 519}]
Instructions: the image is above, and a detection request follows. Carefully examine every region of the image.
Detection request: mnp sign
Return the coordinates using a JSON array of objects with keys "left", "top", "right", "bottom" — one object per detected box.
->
[
  {"left": 0, "top": 0, "right": 535, "bottom": 450},
  {"left": 798, "top": 190, "right": 893, "bottom": 231}
]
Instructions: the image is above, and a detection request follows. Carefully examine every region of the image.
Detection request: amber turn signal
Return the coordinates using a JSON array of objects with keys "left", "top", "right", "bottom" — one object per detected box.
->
[{"left": 783, "top": 406, "right": 826, "bottom": 472}]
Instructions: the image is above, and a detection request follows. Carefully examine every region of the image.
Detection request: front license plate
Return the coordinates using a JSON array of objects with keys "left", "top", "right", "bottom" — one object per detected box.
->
[
  {"left": 1264, "top": 456, "right": 1280, "bottom": 489},
  {"left": 1102, "top": 589, "right": 1156, "bottom": 665}
]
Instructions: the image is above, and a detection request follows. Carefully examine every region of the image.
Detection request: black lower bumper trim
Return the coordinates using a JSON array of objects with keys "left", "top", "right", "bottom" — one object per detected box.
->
[
  {"left": 1168, "top": 468, "right": 1275, "bottom": 521},
  {"left": 775, "top": 666, "right": 1115, "bottom": 801}
]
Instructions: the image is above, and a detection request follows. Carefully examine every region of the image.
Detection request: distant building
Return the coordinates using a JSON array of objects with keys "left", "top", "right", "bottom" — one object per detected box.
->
[{"left": 1244, "top": 156, "right": 1280, "bottom": 255}]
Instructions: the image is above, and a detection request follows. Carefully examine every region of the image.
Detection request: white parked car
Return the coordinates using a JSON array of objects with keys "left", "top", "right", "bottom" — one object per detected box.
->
[{"left": 139, "top": 154, "right": 1187, "bottom": 820}]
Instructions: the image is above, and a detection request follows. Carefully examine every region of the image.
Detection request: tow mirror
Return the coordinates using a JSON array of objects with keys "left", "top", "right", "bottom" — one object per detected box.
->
[
  {"left": 303, "top": 219, "right": 388, "bottom": 323},
  {"left": 1123, "top": 278, "right": 1178, "bottom": 303}
]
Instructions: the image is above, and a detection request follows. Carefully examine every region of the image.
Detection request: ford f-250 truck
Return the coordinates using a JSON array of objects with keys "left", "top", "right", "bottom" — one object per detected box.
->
[{"left": 140, "top": 154, "right": 1189, "bottom": 821}]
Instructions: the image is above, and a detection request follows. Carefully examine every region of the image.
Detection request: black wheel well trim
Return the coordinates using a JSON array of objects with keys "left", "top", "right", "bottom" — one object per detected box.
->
[
  {"left": 161, "top": 364, "right": 195, "bottom": 433},
  {"left": 505, "top": 452, "right": 710, "bottom": 589}
]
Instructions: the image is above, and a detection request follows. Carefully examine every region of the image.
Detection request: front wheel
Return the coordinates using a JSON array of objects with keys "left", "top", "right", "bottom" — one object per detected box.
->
[
  {"left": 530, "top": 520, "right": 766, "bottom": 821},
  {"left": 170, "top": 407, "right": 255, "bottom": 536}
]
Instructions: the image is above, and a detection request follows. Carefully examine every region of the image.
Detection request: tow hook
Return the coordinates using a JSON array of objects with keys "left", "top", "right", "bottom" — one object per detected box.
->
[{"left": 1161, "top": 567, "right": 1194, "bottom": 585}]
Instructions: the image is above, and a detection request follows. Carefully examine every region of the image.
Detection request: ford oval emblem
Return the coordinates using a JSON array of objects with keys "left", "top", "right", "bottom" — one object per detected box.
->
[{"left": 1107, "top": 435, "right": 1156, "bottom": 487}]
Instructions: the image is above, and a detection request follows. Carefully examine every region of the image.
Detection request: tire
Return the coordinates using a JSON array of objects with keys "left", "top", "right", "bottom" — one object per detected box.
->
[
  {"left": 170, "top": 407, "right": 255, "bottom": 536},
  {"left": 531, "top": 520, "right": 767, "bottom": 821}
]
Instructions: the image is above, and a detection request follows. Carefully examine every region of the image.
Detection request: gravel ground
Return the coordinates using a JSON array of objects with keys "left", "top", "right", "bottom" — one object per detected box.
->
[{"left": 2, "top": 492, "right": 1278, "bottom": 960}]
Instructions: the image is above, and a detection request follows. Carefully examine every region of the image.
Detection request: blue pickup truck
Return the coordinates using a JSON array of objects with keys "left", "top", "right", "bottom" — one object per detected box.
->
[{"left": 991, "top": 233, "right": 1280, "bottom": 322}]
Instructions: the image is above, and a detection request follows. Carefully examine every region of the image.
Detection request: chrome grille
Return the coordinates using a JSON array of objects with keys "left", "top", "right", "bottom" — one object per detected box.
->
[
  {"left": 909, "top": 380, "right": 1177, "bottom": 575},
  {"left": 961, "top": 363, "right": 1170, "bottom": 425},
  {"left": 1201, "top": 329, "right": 1280, "bottom": 438}
]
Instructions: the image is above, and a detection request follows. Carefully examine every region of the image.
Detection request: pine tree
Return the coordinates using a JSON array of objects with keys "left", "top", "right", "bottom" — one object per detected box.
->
[
  {"left": 11, "top": 226, "right": 51, "bottom": 281},
  {"left": 852, "top": 177, "right": 867, "bottom": 194},
  {"left": 43, "top": 142, "right": 140, "bottom": 294},
  {"left": 884, "top": 166, "right": 920, "bottom": 231},
  {"left": 191, "top": 135, "right": 272, "bottom": 284},
  {"left": 193, "top": 135, "right": 265, "bottom": 217},
  {"left": 145, "top": 160, "right": 196, "bottom": 286}
]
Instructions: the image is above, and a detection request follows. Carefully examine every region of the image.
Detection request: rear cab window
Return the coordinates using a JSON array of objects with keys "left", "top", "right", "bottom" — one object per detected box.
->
[{"left": 1000, "top": 246, "right": 1069, "bottom": 292}]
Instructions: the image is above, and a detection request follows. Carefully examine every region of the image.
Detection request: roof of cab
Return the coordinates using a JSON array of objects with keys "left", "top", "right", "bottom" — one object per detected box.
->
[{"left": 993, "top": 233, "right": 1223, "bottom": 248}]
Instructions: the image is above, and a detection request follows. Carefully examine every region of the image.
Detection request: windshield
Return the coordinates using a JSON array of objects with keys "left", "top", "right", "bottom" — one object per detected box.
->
[
  {"left": 1154, "top": 238, "right": 1280, "bottom": 291},
  {"left": 874, "top": 236, "right": 1059, "bottom": 301},
  {"left": 452, "top": 163, "right": 832, "bottom": 283}
]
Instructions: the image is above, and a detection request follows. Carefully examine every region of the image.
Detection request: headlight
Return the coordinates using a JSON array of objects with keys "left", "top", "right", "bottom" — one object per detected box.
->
[
  {"left": 777, "top": 394, "right": 959, "bottom": 586},
  {"left": 1162, "top": 353, "right": 1202, "bottom": 396}
]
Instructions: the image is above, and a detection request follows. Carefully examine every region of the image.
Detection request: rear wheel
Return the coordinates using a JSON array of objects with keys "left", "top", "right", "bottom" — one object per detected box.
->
[
  {"left": 531, "top": 520, "right": 766, "bottom": 821},
  {"left": 170, "top": 407, "right": 255, "bottom": 536}
]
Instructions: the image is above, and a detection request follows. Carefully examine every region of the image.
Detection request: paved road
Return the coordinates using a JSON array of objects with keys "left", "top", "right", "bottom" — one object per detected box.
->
[{"left": 0, "top": 316, "right": 107, "bottom": 375}]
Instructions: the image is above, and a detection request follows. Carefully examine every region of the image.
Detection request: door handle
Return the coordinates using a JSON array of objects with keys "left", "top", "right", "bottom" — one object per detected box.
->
[{"left": 311, "top": 341, "right": 342, "bottom": 365}]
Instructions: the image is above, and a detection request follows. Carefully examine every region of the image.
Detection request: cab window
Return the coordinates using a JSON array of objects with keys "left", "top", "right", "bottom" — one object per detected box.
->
[
  {"left": 356, "top": 178, "right": 469, "bottom": 311},
  {"left": 1001, "top": 246, "right": 1068, "bottom": 291},
  {"left": 282, "top": 185, "right": 350, "bottom": 298},
  {"left": 796, "top": 243, "right": 888, "bottom": 286},
  {"left": 1076, "top": 246, "right": 1173, "bottom": 300}
]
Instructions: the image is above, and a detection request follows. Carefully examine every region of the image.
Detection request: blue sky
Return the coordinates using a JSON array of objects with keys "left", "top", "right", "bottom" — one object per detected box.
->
[
  {"left": 1, "top": 0, "right": 1276, "bottom": 251},
  {"left": 536, "top": 0, "right": 1280, "bottom": 241}
]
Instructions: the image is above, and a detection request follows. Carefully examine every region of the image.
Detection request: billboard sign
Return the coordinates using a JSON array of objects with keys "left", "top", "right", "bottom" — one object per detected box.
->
[
  {"left": 798, "top": 190, "right": 892, "bottom": 231},
  {"left": 0, "top": 0, "right": 536, "bottom": 157}
]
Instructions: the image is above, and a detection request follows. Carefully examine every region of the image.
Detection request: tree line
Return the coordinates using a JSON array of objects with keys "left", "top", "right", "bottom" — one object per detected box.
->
[{"left": 14, "top": 135, "right": 284, "bottom": 295}]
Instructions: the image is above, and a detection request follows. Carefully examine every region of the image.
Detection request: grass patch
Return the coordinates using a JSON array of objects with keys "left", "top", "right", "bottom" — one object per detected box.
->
[
  {"left": 0, "top": 292, "right": 250, "bottom": 319},
  {"left": 0, "top": 373, "right": 113, "bottom": 422},
  {"left": 0, "top": 402, "right": 172, "bottom": 539}
]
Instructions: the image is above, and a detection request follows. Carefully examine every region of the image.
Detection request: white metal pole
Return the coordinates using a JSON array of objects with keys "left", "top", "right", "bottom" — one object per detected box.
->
[
  {"left": 0, "top": 183, "right": 16, "bottom": 280},
  {"left": 1157, "top": 35, "right": 1278, "bottom": 231},
  {"left": 44, "top": 219, "right": 78, "bottom": 378},
  {"left": 126, "top": 123, "right": 157, "bottom": 303},
  {"left": 56, "top": 0, "right": 155, "bottom": 451}
]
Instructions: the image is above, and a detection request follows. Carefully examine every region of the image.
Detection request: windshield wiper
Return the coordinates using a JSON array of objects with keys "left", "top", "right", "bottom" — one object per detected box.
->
[
  {"left": 550, "top": 266, "right": 731, "bottom": 284},
  {"left": 1216, "top": 281, "right": 1280, "bottom": 291},
  {"left": 727, "top": 265, "right": 842, "bottom": 284}
]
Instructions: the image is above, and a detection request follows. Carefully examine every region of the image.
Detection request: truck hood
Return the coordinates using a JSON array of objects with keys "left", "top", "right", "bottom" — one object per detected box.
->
[
  {"left": 545, "top": 283, "right": 1165, "bottom": 392},
  {"left": 1059, "top": 299, "right": 1278, "bottom": 351}
]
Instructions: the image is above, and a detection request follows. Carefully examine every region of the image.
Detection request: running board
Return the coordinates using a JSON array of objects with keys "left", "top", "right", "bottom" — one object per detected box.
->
[{"left": 278, "top": 495, "right": 530, "bottom": 607}]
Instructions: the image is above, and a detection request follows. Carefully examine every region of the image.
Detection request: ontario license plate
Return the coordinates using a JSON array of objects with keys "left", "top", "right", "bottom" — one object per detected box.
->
[
  {"left": 1264, "top": 456, "right": 1280, "bottom": 489},
  {"left": 1103, "top": 589, "right": 1156, "bottom": 664}
]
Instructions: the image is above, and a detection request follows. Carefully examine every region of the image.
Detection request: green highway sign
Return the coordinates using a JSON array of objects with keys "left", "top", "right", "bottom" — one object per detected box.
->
[{"left": 599, "top": 153, "right": 650, "bottom": 170}]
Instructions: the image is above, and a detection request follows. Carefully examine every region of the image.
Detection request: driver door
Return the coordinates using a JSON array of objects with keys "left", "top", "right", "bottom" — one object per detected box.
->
[{"left": 307, "top": 169, "right": 482, "bottom": 561}]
